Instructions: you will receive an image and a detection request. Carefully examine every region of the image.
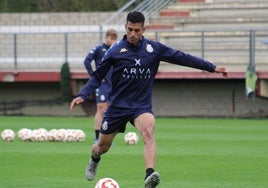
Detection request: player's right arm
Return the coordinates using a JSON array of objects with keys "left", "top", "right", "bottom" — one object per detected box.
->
[
  {"left": 70, "top": 46, "right": 114, "bottom": 110},
  {"left": 70, "top": 96, "right": 84, "bottom": 110},
  {"left": 84, "top": 46, "right": 98, "bottom": 76}
]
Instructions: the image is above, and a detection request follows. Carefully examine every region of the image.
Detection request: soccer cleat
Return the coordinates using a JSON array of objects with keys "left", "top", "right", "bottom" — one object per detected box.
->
[
  {"left": 144, "top": 171, "right": 160, "bottom": 188},
  {"left": 94, "top": 139, "right": 99, "bottom": 144},
  {"left": 85, "top": 159, "right": 99, "bottom": 181}
]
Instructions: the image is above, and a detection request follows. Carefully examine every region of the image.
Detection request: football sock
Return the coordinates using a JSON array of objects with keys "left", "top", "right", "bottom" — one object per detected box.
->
[
  {"left": 95, "top": 130, "right": 100, "bottom": 140},
  {"left": 145, "top": 168, "right": 154, "bottom": 179},
  {"left": 91, "top": 155, "right": 101, "bottom": 163}
]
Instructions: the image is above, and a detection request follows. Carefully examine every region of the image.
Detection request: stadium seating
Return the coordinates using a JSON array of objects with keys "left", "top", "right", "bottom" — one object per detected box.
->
[
  {"left": 147, "top": 0, "right": 268, "bottom": 72},
  {"left": 0, "top": 0, "right": 268, "bottom": 75}
]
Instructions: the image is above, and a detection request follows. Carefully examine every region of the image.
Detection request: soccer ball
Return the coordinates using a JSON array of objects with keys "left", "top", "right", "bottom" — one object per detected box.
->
[
  {"left": 95, "top": 177, "right": 120, "bottom": 188},
  {"left": 76, "top": 129, "right": 86, "bottom": 142},
  {"left": 1, "top": 129, "right": 16, "bottom": 142},
  {"left": 34, "top": 128, "right": 48, "bottom": 142},
  {"left": 54, "top": 129, "right": 67, "bottom": 142},
  {"left": 124, "top": 132, "right": 139, "bottom": 145},
  {"left": 18, "top": 128, "right": 32, "bottom": 141},
  {"left": 64, "top": 129, "right": 77, "bottom": 142},
  {"left": 48, "top": 129, "right": 58, "bottom": 141}
]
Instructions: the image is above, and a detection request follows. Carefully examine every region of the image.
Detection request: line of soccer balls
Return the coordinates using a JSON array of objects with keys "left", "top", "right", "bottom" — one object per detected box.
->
[{"left": 1, "top": 128, "right": 86, "bottom": 142}]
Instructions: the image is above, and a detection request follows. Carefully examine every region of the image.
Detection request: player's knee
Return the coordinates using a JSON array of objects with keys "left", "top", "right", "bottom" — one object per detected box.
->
[
  {"left": 141, "top": 125, "right": 154, "bottom": 143},
  {"left": 97, "top": 142, "right": 112, "bottom": 154}
]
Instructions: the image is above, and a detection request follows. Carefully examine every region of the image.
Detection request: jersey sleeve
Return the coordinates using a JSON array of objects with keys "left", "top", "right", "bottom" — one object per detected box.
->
[
  {"left": 158, "top": 42, "right": 216, "bottom": 72},
  {"left": 78, "top": 47, "right": 113, "bottom": 100},
  {"left": 83, "top": 46, "right": 98, "bottom": 76}
]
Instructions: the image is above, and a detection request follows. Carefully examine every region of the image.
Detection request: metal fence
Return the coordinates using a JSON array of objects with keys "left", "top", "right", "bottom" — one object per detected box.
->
[{"left": 0, "top": 28, "right": 268, "bottom": 73}]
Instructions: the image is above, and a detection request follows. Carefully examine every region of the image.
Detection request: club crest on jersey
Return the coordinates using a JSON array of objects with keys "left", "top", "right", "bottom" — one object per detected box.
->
[
  {"left": 120, "top": 48, "right": 128, "bottom": 53},
  {"left": 100, "top": 94, "right": 106, "bottom": 101},
  {"left": 102, "top": 121, "right": 108, "bottom": 131},
  {"left": 146, "top": 44, "right": 153, "bottom": 53},
  {"left": 102, "top": 48, "right": 107, "bottom": 52}
]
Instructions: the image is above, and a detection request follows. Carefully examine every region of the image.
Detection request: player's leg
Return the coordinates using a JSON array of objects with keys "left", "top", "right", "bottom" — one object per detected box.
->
[
  {"left": 94, "top": 86, "right": 109, "bottom": 142},
  {"left": 92, "top": 132, "right": 117, "bottom": 157},
  {"left": 134, "top": 113, "right": 156, "bottom": 169},
  {"left": 86, "top": 106, "right": 127, "bottom": 181},
  {"left": 134, "top": 113, "right": 160, "bottom": 187},
  {"left": 86, "top": 132, "right": 117, "bottom": 181},
  {"left": 94, "top": 102, "right": 109, "bottom": 142}
]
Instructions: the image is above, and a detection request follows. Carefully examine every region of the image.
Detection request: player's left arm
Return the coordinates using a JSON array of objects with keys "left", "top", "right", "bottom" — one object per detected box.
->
[{"left": 159, "top": 43, "right": 227, "bottom": 77}]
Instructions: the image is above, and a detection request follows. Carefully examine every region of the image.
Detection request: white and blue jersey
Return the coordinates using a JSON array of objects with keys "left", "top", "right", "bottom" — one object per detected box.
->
[
  {"left": 83, "top": 43, "right": 112, "bottom": 103},
  {"left": 79, "top": 35, "right": 216, "bottom": 109}
]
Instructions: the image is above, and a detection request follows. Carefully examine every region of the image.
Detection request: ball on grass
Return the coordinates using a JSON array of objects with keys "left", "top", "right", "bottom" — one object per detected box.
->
[
  {"left": 124, "top": 132, "right": 139, "bottom": 145},
  {"left": 1, "top": 129, "right": 16, "bottom": 142},
  {"left": 95, "top": 177, "right": 120, "bottom": 188}
]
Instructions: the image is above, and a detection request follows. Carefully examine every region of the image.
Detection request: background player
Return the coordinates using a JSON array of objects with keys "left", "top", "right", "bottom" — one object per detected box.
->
[{"left": 83, "top": 29, "right": 118, "bottom": 143}]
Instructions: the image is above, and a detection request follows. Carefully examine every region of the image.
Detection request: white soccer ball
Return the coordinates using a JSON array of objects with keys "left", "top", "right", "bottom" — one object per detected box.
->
[
  {"left": 76, "top": 129, "right": 86, "bottom": 142},
  {"left": 54, "top": 129, "right": 67, "bottom": 142},
  {"left": 35, "top": 128, "right": 48, "bottom": 142},
  {"left": 18, "top": 128, "right": 32, "bottom": 141},
  {"left": 124, "top": 132, "right": 139, "bottom": 145},
  {"left": 95, "top": 177, "right": 120, "bottom": 188},
  {"left": 1, "top": 129, "right": 16, "bottom": 142},
  {"left": 28, "top": 129, "right": 39, "bottom": 142},
  {"left": 48, "top": 129, "right": 58, "bottom": 141},
  {"left": 63, "top": 129, "right": 76, "bottom": 142}
]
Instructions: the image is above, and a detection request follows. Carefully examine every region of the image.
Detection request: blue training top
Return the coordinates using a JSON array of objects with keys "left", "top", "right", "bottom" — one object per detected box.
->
[
  {"left": 83, "top": 43, "right": 112, "bottom": 93},
  {"left": 79, "top": 35, "right": 216, "bottom": 109}
]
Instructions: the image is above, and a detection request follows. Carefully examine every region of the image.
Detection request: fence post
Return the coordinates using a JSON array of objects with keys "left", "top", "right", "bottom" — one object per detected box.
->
[
  {"left": 100, "top": 25, "right": 103, "bottom": 43},
  {"left": 154, "top": 31, "right": 159, "bottom": 41},
  {"left": 245, "top": 30, "right": 257, "bottom": 99},
  {"left": 249, "top": 30, "right": 255, "bottom": 68},
  {"left": 13, "top": 33, "right": 17, "bottom": 72},
  {"left": 64, "top": 33, "right": 68, "bottom": 63},
  {"left": 201, "top": 31, "right": 205, "bottom": 59}
]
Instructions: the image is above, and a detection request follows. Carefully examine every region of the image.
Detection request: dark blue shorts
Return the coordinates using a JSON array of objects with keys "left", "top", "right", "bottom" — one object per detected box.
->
[
  {"left": 95, "top": 88, "right": 109, "bottom": 103},
  {"left": 95, "top": 81, "right": 111, "bottom": 103},
  {"left": 100, "top": 107, "right": 154, "bottom": 134}
]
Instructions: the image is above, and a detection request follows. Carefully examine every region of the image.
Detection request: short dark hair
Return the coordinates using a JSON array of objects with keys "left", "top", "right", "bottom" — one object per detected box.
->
[{"left": 126, "top": 11, "right": 145, "bottom": 25}]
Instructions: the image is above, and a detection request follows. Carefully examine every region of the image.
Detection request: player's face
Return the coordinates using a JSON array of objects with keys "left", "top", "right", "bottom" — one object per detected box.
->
[
  {"left": 105, "top": 36, "right": 116, "bottom": 47},
  {"left": 125, "top": 21, "right": 145, "bottom": 46}
]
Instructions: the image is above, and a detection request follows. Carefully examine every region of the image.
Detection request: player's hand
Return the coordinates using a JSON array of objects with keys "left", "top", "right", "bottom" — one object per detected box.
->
[
  {"left": 214, "top": 67, "right": 228, "bottom": 78},
  {"left": 70, "top": 96, "right": 84, "bottom": 110}
]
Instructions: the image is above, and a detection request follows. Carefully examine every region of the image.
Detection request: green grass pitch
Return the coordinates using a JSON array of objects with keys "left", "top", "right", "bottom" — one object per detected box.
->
[{"left": 1, "top": 116, "right": 268, "bottom": 188}]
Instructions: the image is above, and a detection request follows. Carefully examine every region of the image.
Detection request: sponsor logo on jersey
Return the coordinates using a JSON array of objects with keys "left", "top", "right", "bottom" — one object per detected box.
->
[
  {"left": 134, "top": 58, "right": 141, "bottom": 66},
  {"left": 122, "top": 58, "right": 151, "bottom": 79},
  {"left": 119, "top": 48, "right": 128, "bottom": 53}
]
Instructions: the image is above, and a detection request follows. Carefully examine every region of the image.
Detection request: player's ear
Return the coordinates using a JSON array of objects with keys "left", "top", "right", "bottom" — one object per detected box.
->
[
  {"left": 141, "top": 23, "right": 146, "bottom": 33},
  {"left": 142, "top": 26, "right": 146, "bottom": 33}
]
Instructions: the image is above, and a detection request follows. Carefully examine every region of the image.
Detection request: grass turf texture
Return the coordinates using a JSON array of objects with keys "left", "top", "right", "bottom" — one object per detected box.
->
[{"left": 0, "top": 116, "right": 268, "bottom": 188}]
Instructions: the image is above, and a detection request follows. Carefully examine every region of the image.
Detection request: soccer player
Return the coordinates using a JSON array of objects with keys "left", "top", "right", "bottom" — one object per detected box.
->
[
  {"left": 70, "top": 11, "right": 227, "bottom": 188},
  {"left": 83, "top": 29, "right": 118, "bottom": 143}
]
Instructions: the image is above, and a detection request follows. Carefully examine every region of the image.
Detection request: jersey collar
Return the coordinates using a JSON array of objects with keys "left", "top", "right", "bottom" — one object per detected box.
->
[{"left": 123, "top": 35, "right": 143, "bottom": 49}]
